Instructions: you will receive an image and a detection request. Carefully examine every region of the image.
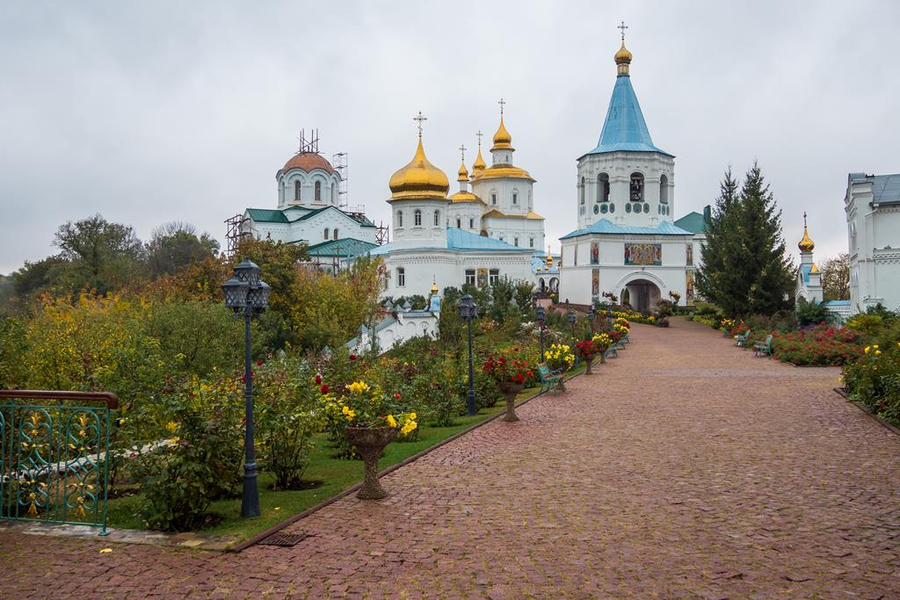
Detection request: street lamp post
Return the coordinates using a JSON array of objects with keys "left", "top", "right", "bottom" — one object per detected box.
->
[
  {"left": 568, "top": 310, "right": 578, "bottom": 365},
  {"left": 536, "top": 306, "right": 546, "bottom": 362},
  {"left": 588, "top": 305, "right": 596, "bottom": 335},
  {"left": 221, "top": 259, "right": 271, "bottom": 519},
  {"left": 459, "top": 294, "right": 479, "bottom": 416}
]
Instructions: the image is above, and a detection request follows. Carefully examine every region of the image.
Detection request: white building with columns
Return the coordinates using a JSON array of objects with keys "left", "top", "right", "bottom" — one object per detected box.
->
[
  {"left": 845, "top": 172, "right": 900, "bottom": 312},
  {"left": 558, "top": 34, "right": 695, "bottom": 310}
]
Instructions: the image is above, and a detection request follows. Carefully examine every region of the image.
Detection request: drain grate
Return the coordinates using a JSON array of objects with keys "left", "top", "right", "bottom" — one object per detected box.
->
[{"left": 258, "top": 532, "right": 308, "bottom": 547}]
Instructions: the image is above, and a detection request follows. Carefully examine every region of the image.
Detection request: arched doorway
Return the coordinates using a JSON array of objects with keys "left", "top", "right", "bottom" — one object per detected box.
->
[{"left": 623, "top": 278, "right": 661, "bottom": 313}]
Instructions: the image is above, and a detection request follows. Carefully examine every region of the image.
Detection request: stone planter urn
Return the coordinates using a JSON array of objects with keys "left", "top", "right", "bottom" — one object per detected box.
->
[
  {"left": 498, "top": 381, "right": 524, "bottom": 422},
  {"left": 582, "top": 354, "right": 595, "bottom": 374},
  {"left": 345, "top": 426, "right": 397, "bottom": 500},
  {"left": 599, "top": 348, "right": 608, "bottom": 364}
]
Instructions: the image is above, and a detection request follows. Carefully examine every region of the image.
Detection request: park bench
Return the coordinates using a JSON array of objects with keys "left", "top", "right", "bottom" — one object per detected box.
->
[
  {"left": 537, "top": 362, "right": 564, "bottom": 393},
  {"left": 735, "top": 330, "right": 751, "bottom": 347},
  {"left": 604, "top": 345, "right": 618, "bottom": 359},
  {"left": 754, "top": 335, "right": 773, "bottom": 358}
]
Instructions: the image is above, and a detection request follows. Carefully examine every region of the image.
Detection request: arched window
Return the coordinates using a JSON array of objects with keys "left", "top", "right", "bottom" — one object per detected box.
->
[
  {"left": 597, "top": 173, "right": 610, "bottom": 202},
  {"left": 434, "top": 210, "right": 440, "bottom": 226},
  {"left": 491, "top": 192, "right": 497, "bottom": 205},
  {"left": 580, "top": 177, "right": 586, "bottom": 205},
  {"left": 414, "top": 209, "right": 422, "bottom": 226},
  {"left": 630, "top": 172, "right": 644, "bottom": 202},
  {"left": 659, "top": 174, "right": 669, "bottom": 204},
  {"left": 456, "top": 218, "right": 461, "bottom": 228},
  {"left": 469, "top": 218, "right": 474, "bottom": 229},
  {"left": 397, "top": 267, "right": 405, "bottom": 287},
  {"left": 331, "top": 183, "right": 336, "bottom": 204},
  {"left": 333, "top": 228, "right": 339, "bottom": 240},
  {"left": 512, "top": 191, "right": 518, "bottom": 205},
  {"left": 315, "top": 181, "right": 322, "bottom": 202},
  {"left": 294, "top": 180, "right": 302, "bottom": 201},
  {"left": 397, "top": 210, "right": 403, "bottom": 228},
  {"left": 323, "top": 227, "right": 329, "bottom": 240}
]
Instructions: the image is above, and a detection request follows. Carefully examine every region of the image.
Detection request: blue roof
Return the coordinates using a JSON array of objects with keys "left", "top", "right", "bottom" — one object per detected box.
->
[
  {"left": 581, "top": 75, "right": 672, "bottom": 158},
  {"left": 824, "top": 300, "right": 851, "bottom": 307},
  {"left": 800, "top": 264, "right": 811, "bottom": 285},
  {"left": 560, "top": 219, "right": 693, "bottom": 239},
  {"left": 851, "top": 172, "right": 900, "bottom": 205},
  {"left": 367, "top": 228, "right": 531, "bottom": 256}
]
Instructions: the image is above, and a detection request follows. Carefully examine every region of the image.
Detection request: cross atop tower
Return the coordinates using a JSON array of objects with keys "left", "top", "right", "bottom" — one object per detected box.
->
[
  {"left": 498, "top": 97, "right": 506, "bottom": 116},
  {"left": 459, "top": 143, "right": 467, "bottom": 162},
  {"left": 413, "top": 111, "right": 427, "bottom": 137},
  {"left": 475, "top": 130, "right": 483, "bottom": 148},
  {"left": 618, "top": 20, "right": 628, "bottom": 42},
  {"left": 803, "top": 211, "right": 808, "bottom": 227}
]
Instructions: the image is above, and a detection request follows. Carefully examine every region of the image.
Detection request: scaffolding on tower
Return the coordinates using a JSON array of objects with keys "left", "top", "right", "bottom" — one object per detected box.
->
[
  {"left": 224, "top": 212, "right": 252, "bottom": 257},
  {"left": 375, "top": 221, "right": 390, "bottom": 245}
]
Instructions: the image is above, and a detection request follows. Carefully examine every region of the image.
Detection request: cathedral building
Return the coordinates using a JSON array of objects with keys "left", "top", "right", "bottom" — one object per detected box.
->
[
  {"left": 370, "top": 111, "right": 542, "bottom": 298},
  {"left": 558, "top": 32, "right": 697, "bottom": 310}
]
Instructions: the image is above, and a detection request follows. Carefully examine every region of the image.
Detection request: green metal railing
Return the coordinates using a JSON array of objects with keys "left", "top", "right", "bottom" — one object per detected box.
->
[{"left": 0, "top": 390, "right": 117, "bottom": 535}]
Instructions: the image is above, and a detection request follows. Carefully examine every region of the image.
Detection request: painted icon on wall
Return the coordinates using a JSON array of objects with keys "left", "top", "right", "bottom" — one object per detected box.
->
[
  {"left": 686, "top": 243, "right": 693, "bottom": 266},
  {"left": 477, "top": 268, "right": 488, "bottom": 288},
  {"left": 592, "top": 268, "right": 600, "bottom": 296},
  {"left": 686, "top": 271, "right": 695, "bottom": 303},
  {"left": 624, "top": 243, "right": 662, "bottom": 266},
  {"left": 590, "top": 242, "right": 599, "bottom": 265}
]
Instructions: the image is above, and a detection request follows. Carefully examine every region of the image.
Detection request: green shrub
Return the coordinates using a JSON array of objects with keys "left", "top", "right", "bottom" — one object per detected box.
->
[
  {"left": 846, "top": 313, "right": 884, "bottom": 337},
  {"left": 795, "top": 298, "right": 833, "bottom": 327},
  {"left": 844, "top": 339, "right": 900, "bottom": 425},
  {"left": 132, "top": 375, "right": 244, "bottom": 531}
]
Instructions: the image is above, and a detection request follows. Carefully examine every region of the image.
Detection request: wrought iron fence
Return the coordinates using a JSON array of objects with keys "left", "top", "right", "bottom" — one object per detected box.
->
[{"left": 0, "top": 390, "right": 117, "bottom": 535}]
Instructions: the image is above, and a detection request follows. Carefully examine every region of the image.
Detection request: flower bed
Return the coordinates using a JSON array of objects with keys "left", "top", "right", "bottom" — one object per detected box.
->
[
  {"left": 843, "top": 339, "right": 900, "bottom": 426},
  {"left": 772, "top": 324, "right": 865, "bottom": 366}
]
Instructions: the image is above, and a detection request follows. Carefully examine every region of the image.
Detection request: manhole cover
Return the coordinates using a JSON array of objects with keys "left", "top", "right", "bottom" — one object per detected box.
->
[{"left": 258, "top": 532, "right": 308, "bottom": 547}]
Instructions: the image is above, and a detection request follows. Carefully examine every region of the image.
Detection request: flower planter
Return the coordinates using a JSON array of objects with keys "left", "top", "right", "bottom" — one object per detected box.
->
[
  {"left": 345, "top": 426, "right": 397, "bottom": 500},
  {"left": 582, "top": 354, "right": 595, "bottom": 374},
  {"left": 498, "top": 381, "right": 524, "bottom": 422}
]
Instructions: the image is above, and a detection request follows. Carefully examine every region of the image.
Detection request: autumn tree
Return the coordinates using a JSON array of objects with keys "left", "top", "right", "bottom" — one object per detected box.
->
[
  {"left": 820, "top": 253, "right": 850, "bottom": 301},
  {"left": 53, "top": 214, "right": 145, "bottom": 293}
]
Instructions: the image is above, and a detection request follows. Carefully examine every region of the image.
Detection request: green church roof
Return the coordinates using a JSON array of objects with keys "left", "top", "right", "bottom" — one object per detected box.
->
[{"left": 673, "top": 211, "right": 707, "bottom": 234}]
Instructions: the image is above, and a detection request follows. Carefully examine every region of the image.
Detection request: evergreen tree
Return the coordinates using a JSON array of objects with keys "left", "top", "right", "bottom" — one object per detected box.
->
[{"left": 696, "top": 163, "right": 793, "bottom": 316}]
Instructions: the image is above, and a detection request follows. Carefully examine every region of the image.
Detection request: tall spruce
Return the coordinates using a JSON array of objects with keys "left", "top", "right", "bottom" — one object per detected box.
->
[{"left": 697, "top": 163, "right": 793, "bottom": 316}]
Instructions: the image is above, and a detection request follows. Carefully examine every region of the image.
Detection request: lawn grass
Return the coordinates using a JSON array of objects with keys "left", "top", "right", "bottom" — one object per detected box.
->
[{"left": 104, "top": 382, "right": 552, "bottom": 542}]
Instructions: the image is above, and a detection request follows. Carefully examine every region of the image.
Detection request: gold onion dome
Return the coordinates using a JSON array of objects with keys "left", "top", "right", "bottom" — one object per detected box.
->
[
  {"left": 431, "top": 280, "right": 439, "bottom": 295},
  {"left": 472, "top": 146, "right": 487, "bottom": 175},
  {"left": 614, "top": 41, "right": 633, "bottom": 65},
  {"left": 389, "top": 137, "right": 449, "bottom": 200},
  {"left": 491, "top": 115, "right": 513, "bottom": 151},
  {"left": 798, "top": 222, "right": 815, "bottom": 252},
  {"left": 546, "top": 253, "right": 554, "bottom": 267},
  {"left": 457, "top": 160, "right": 469, "bottom": 182}
]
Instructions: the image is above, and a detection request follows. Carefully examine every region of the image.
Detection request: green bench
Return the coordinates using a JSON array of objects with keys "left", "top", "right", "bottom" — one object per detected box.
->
[
  {"left": 754, "top": 335, "right": 773, "bottom": 357},
  {"left": 537, "top": 362, "right": 564, "bottom": 393},
  {"left": 604, "top": 345, "right": 618, "bottom": 359},
  {"left": 735, "top": 330, "right": 751, "bottom": 347}
]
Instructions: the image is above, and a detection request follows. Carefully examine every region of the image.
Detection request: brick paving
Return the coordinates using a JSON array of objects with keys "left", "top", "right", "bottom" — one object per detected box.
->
[{"left": 2, "top": 318, "right": 900, "bottom": 599}]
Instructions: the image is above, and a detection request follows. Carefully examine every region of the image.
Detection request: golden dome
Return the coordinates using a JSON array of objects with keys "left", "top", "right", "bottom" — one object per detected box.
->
[
  {"left": 431, "top": 279, "right": 439, "bottom": 295},
  {"left": 472, "top": 146, "right": 487, "bottom": 175},
  {"left": 457, "top": 160, "right": 469, "bottom": 182},
  {"left": 546, "top": 253, "right": 554, "bottom": 267},
  {"left": 449, "top": 190, "right": 483, "bottom": 203},
  {"left": 491, "top": 115, "right": 514, "bottom": 151},
  {"left": 473, "top": 164, "right": 535, "bottom": 182},
  {"left": 798, "top": 214, "right": 815, "bottom": 252},
  {"left": 388, "top": 136, "right": 449, "bottom": 201},
  {"left": 614, "top": 41, "right": 633, "bottom": 65}
]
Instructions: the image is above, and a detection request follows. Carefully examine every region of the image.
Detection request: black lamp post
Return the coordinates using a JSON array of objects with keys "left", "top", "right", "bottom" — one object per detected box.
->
[
  {"left": 536, "top": 305, "right": 546, "bottom": 362},
  {"left": 567, "top": 310, "right": 578, "bottom": 365},
  {"left": 589, "top": 302, "right": 596, "bottom": 336},
  {"left": 458, "top": 294, "right": 479, "bottom": 416},
  {"left": 222, "top": 259, "right": 270, "bottom": 519}
]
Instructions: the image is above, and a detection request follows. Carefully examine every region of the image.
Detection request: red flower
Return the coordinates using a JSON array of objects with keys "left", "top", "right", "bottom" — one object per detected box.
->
[
  {"left": 394, "top": 393, "right": 401, "bottom": 400},
  {"left": 256, "top": 359, "right": 264, "bottom": 367},
  {"left": 349, "top": 353, "right": 358, "bottom": 361},
  {"left": 315, "top": 374, "right": 322, "bottom": 384},
  {"left": 526, "top": 370, "right": 533, "bottom": 377},
  {"left": 320, "top": 384, "right": 330, "bottom": 394}
]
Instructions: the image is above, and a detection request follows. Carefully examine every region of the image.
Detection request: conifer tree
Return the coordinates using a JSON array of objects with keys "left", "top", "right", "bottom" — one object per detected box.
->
[{"left": 696, "top": 163, "right": 793, "bottom": 316}]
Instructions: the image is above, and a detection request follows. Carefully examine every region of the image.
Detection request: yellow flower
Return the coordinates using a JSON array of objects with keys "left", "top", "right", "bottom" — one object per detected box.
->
[
  {"left": 875, "top": 350, "right": 882, "bottom": 356},
  {"left": 408, "top": 412, "right": 417, "bottom": 421},
  {"left": 865, "top": 346, "right": 871, "bottom": 354},
  {"left": 165, "top": 421, "right": 178, "bottom": 433},
  {"left": 874, "top": 344, "right": 879, "bottom": 349},
  {"left": 346, "top": 381, "right": 371, "bottom": 395},
  {"left": 400, "top": 421, "right": 418, "bottom": 436},
  {"left": 386, "top": 414, "right": 397, "bottom": 428}
]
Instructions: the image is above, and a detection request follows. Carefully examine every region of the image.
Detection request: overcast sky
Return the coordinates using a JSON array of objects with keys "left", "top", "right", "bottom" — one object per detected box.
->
[{"left": 2, "top": 1, "right": 898, "bottom": 274}]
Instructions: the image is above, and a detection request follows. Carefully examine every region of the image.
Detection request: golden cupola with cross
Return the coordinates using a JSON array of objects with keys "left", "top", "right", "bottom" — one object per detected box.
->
[{"left": 389, "top": 137, "right": 449, "bottom": 201}]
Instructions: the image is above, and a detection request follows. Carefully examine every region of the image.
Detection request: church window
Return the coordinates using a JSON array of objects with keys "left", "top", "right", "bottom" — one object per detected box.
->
[
  {"left": 465, "top": 269, "right": 476, "bottom": 286},
  {"left": 331, "top": 183, "right": 336, "bottom": 204},
  {"left": 397, "top": 267, "right": 405, "bottom": 288},
  {"left": 529, "top": 237, "right": 534, "bottom": 248},
  {"left": 294, "top": 180, "right": 302, "bottom": 201},
  {"left": 456, "top": 218, "right": 461, "bottom": 228},
  {"left": 434, "top": 210, "right": 440, "bottom": 226},
  {"left": 574, "top": 244, "right": 578, "bottom": 266},
  {"left": 512, "top": 192, "right": 518, "bottom": 205},
  {"left": 414, "top": 210, "right": 422, "bottom": 226},
  {"left": 630, "top": 173, "right": 644, "bottom": 202},
  {"left": 397, "top": 211, "right": 403, "bottom": 228},
  {"left": 660, "top": 174, "right": 669, "bottom": 204},
  {"left": 315, "top": 181, "right": 322, "bottom": 202},
  {"left": 514, "top": 237, "right": 519, "bottom": 247},
  {"left": 489, "top": 269, "right": 500, "bottom": 285},
  {"left": 469, "top": 218, "right": 474, "bottom": 229},
  {"left": 598, "top": 173, "right": 610, "bottom": 202},
  {"left": 580, "top": 177, "right": 586, "bottom": 205},
  {"left": 491, "top": 193, "right": 497, "bottom": 205},
  {"left": 333, "top": 228, "right": 339, "bottom": 240},
  {"left": 324, "top": 227, "right": 329, "bottom": 240}
]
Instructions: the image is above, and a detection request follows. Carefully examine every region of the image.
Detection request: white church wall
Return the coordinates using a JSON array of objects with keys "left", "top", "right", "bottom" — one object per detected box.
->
[
  {"left": 472, "top": 177, "right": 533, "bottom": 217},
  {"left": 391, "top": 199, "right": 449, "bottom": 250}
]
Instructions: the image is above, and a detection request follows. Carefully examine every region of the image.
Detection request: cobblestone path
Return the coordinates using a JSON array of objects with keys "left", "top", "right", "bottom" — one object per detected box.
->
[{"left": 2, "top": 319, "right": 899, "bottom": 599}]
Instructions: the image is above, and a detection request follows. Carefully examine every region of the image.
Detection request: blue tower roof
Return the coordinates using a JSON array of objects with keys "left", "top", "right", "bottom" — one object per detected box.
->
[{"left": 581, "top": 74, "right": 672, "bottom": 158}]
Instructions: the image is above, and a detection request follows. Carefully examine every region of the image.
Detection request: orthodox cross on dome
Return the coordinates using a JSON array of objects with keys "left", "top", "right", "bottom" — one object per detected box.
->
[
  {"left": 618, "top": 20, "right": 628, "bottom": 42},
  {"left": 498, "top": 97, "right": 506, "bottom": 116},
  {"left": 475, "top": 130, "right": 483, "bottom": 148},
  {"left": 413, "top": 111, "right": 427, "bottom": 138},
  {"left": 803, "top": 211, "right": 808, "bottom": 227},
  {"left": 459, "top": 143, "right": 467, "bottom": 162}
]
